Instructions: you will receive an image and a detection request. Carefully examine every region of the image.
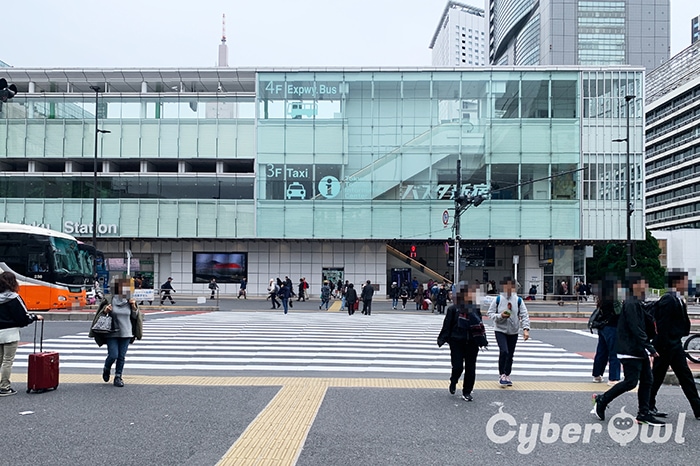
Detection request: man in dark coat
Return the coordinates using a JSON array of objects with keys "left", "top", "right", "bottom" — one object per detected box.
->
[
  {"left": 592, "top": 275, "right": 664, "bottom": 425},
  {"left": 648, "top": 271, "right": 700, "bottom": 420},
  {"left": 361, "top": 280, "right": 374, "bottom": 315}
]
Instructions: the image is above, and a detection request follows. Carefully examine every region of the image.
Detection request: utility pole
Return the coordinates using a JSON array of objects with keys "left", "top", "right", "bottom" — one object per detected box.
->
[
  {"left": 614, "top": 95, "right": 635, "bottom": 275},
  {"left": 453, "top": 159, "right": 462, "bottom": 285}
]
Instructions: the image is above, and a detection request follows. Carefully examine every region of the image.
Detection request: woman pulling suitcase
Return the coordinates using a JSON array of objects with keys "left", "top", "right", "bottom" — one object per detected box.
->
[{"left": 0, "top": 271, "right": 43, "bottom": 396}]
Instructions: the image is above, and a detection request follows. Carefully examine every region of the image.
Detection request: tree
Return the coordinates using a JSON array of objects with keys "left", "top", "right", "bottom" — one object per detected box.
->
[{"left": 586, "top": 229, "right": 665, "bottom": 289}]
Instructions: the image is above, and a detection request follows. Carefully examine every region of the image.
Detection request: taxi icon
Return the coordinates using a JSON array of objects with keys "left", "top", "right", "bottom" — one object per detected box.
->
[{"left": 286, "top": 182, "right": 306, "bottom": 199}]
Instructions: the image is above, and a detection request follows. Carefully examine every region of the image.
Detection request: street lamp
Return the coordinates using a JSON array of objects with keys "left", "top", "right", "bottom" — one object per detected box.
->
[
  {"left": 613, "top": 94, "right": 635, "bottom": 274},
  {"left": 89, "top": 85, "right": 110, "bottom": 251},
  {"left": 452, "top": 158, "right": 485, "bottom": 285}
]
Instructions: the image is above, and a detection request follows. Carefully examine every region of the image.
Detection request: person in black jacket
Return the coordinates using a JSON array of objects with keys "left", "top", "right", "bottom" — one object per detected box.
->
[
  {"left": 0, "top": 271, "right": 42, "bottom": 396},
  {"left": 437, "top": 282, "right": 483, "bottom": 402},
  {"left": 361, "top": 280, "right": 374, "bottom": 315},
  {"left": 592, "top": 275, "right": 664, "bottom": 425},
  {"left": 648, "top": 271, "right": 700, "bottom": 420},
  {"left": 345, "top": 283, "right": 358, "bottom": 315},
  {"left": 591, "top": 276, "right": 622, "bottom": 384}
]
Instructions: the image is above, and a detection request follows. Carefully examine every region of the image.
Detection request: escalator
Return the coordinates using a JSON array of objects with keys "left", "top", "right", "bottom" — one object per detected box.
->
[{"left": 386, "top": 244, "right": 451, "bottom": 285}]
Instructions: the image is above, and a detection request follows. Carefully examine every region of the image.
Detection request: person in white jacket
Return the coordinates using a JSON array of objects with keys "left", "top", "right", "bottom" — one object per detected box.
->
[{"left": 488, "top": 277, "right": 530, "bottom": 387}]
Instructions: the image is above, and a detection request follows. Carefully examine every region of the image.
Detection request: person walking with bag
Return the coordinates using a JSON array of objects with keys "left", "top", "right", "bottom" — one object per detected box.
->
[
  {"left": 89, "top": 278, "right": 143, "bottom": 388},
  {"left": 488, "top": 277, "right": 530, "bottom": 387},
  {"left": 438, "top": 282, "right": 487, "bottom": 401},
  {"left": 160, "top": 277, "right": 176, "bottom": 305},
  {"left": 0, "top": 271, "right": 43, "bottom": 396}
]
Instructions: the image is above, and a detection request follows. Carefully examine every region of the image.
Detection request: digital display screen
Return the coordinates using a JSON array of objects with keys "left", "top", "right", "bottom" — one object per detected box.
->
[{"left": 192, "top": 252, "right": 247, "bottom": 284}]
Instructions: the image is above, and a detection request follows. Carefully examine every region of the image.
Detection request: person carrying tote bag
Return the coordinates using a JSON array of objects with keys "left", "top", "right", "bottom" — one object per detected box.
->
[{"left": 89, "top": 278, "right": 143, "bottom": 387}]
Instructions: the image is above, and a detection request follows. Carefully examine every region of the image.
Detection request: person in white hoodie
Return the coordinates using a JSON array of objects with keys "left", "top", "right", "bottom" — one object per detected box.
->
[
  {"left": 0, "top": 271, "right": 42, "bottom": 396},
  {"left": 488, "top": 277, "right": 530, "bottom": 387}
]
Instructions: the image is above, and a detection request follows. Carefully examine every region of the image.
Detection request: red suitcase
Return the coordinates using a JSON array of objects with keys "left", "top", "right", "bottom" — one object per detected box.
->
[{"left": 27, "top": 320, "right": 59, "bottom": 393}]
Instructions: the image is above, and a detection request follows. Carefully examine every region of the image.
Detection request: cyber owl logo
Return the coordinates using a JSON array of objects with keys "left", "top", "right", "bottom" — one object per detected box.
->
[
  {"left": 485, "top": 405, "right": 687, "bottom": 454},
  {"left": 607, "top": 407, "right": 638, "bottom": 446}
]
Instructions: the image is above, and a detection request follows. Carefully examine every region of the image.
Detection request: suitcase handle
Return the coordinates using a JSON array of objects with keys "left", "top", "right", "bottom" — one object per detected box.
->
[{"left": 33, "top": 318, "right": 45, "bottom": 353}]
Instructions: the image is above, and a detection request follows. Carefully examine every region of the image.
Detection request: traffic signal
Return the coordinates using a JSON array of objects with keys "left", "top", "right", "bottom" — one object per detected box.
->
[
  {"left": 409, "top": 244, "right": 417, "bottom": 258},
  {"left": 0, "top": 78, "right": 18, "bottom": 102}
]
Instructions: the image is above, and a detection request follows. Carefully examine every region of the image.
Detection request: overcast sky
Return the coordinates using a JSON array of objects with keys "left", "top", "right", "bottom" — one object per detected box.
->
[{"left": 1, "top": 0, "right": 697, "bottom": 68}]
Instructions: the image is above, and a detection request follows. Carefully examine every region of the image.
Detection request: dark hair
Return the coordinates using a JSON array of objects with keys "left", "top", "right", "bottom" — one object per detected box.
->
[
  {"left": 667, "top": 270, "right": 688, "bottom": 287},
  {"left": 0, "top": 271, "right": 19, "bottom": 293}
]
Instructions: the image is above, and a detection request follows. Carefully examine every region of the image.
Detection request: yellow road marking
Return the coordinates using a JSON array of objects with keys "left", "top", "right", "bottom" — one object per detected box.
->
[
  {"left": 217, "top": 382, "right": 327, "bottom": 466},
  {"left": 12, "top": 373, "right": 606, "bottom": 392},
  {"left": 327, "top": 300, "right": 341, "bottom": 312}
]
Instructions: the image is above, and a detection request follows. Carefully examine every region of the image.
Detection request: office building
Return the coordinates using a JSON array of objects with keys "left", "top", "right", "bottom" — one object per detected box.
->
[
  {"left": 645, "top": 39, "right": 700, "bottom": 231},
  {"left": 488, "top": 0, "right": 669, "bottom": 69},
  {"left": 0, "top": 67, "right": 644, "bottom": 296},
  {"left": 430, "top": 1, "right": 488, "bottom": 67},
  {"left": 693, "top": 15, "right": 699, "bottom": 44}
]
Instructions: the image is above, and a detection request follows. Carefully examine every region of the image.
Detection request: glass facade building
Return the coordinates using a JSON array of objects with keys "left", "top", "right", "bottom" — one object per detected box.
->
[
  {"left": 488, "top": 0, "right": 669, "bottom": 70},
  {"left": 0, "top": 67, "right": 644, "bottom": 295}
]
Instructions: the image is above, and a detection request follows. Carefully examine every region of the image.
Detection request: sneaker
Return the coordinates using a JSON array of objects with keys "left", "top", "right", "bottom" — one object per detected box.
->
[
  {"left": 505, "top": 376, "right": 513, "bottom": 386},
  {"left": 591, "top": 394, "right": 606, "bottom": 421},
  {"left": 593, "top": 376, "right": 603, "bottom": 383},
  {"left": 607, "top": 380, "right": 619, "bottom": 386},
  {"left": 649, "top": 408, "right": 668, "bottom": 418},
  {"left": 0, "top": 387, "right": 17, "bottom": 397},
  {"left": 113, "top": 377, "right": 124, "bottom": 388},
  {"left": 499, "top": 375, "right": 509, "bottom": 387},
  {"left": 636, "top": 413, "right": 666, "bottom": 426},
  {"left": 461, "top": 393, "right": 473, "bottom": 402},
  {"left": 449, "top": 382, "right": 456, "bottom": 395},
  {"left": 102, "top": 367, "right": 110, "bottom": 382}
]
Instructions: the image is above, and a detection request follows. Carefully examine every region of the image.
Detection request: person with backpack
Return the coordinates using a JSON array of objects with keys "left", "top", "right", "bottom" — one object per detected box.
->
[
  {"left": 320, "top": 281, "right": 331, "bottom": 310},
  {"left": 268, "top": 279, "right": 280, "bottom": 309},
  {"left": 591, "top": 276, "right": 622, "bottom": 385},
  {"left": 437, "top": 281, "right": 488, "bottom": 402},
  {"left": 487, "top": 277, "right": 530, "bottom": 387},
  {"left": 399, "top": 285, "right": 409, "bottom": 311}
]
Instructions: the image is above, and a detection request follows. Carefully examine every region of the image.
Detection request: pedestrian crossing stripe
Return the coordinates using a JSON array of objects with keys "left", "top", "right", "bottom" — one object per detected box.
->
[{"left": 14, "top": 312, "right": 599, "bottom": 379}]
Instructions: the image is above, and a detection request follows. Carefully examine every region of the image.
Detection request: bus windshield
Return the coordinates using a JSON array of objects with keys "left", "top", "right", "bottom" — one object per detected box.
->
[{"left": 50, "top": 237, "right": 83, "bottom": 276}]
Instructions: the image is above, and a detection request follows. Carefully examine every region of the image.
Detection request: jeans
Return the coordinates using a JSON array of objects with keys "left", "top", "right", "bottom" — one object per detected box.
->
[
  {"left": 599, "top": 357, "right": 652, "bottom": 416},
  {"left": 0, "top": 341, "right": 18, "bottom": 390},
  {"left": 281, "top": 297, "right": 289, "bottom": 314},
  {"left": 392, "top": 297, "right": 398, "bottom": 308},
  {"left": 105, "top": 337, "right": 131, "bottom": 376},
  {"left": 592, "top": 325, "right": 621, "bottom": 381},
  {"left": 494, "top": 332, "right": 519, "bottom": 376}
]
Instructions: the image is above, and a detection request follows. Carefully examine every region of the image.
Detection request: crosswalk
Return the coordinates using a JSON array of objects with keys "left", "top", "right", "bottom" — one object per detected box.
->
[{"left": 14, "top": 312, "right": 596, "bottom": 379}]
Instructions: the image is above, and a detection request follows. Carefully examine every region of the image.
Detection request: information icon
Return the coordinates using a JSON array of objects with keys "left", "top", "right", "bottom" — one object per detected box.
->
[{"left": 318, "top": 176, "right": 340, "bottom": 199}]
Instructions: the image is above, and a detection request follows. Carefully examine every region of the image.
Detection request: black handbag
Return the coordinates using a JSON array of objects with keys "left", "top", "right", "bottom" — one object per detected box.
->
[{"left": 91, "top": 313, "right": 119, "bottom": 334}]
